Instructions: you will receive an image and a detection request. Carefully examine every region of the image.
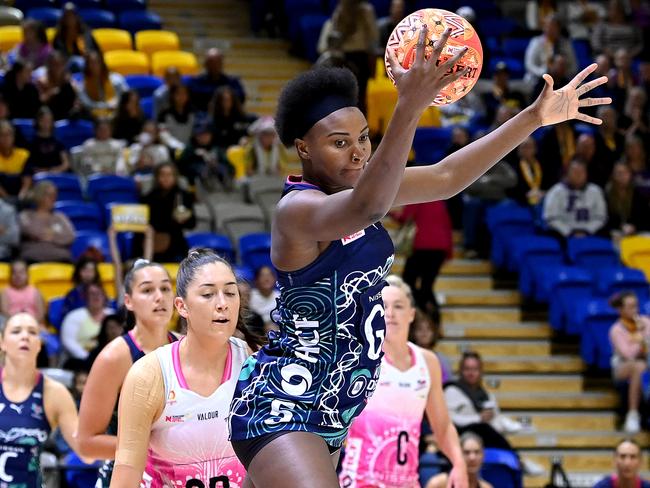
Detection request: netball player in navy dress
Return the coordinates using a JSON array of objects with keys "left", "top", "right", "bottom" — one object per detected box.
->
[
  {"left": 228, "top": 26, "right": 612, "bottom": 488},
  {"left": 0, "top": 313, "right": 82, "bottom": 487}
]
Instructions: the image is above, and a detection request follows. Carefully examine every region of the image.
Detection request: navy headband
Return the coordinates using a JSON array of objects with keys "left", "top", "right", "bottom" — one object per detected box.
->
[{"left": 299, "top": 94, "right": 355, "bottom": 138}]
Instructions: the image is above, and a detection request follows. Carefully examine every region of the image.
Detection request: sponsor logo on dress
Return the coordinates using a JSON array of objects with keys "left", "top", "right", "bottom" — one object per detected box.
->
[
  {"left": 30, "top": 403, "right": 43, "bottom": 420},
  {"left": 341, "top": 230, "right": 365, "bottom": 245},
  {"left": 197, "top": 410, "right": 219, "bottom": 421},
  {"left": 8, "top": 405, "right": 21, "bottom": 415},
  {"left": 165, "top": 414, "right": 185, "bottom": 423}
]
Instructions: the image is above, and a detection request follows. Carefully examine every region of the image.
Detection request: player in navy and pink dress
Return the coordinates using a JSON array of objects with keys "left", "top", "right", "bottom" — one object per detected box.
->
[
  {"left": 339, "top": 276, "right": 464, "bottom": 488},
  {"left": 0, "top": 313, "right": 82, "bottom": 487},
  {"left": 111, "top": 249, "right": 259, "bottom": 488},
  {"left": 228, "top": 24, "right": 611, "bottom": 488}
]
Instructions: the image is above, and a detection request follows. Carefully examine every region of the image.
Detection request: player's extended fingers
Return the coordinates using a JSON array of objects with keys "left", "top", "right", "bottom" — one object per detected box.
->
[
  {"left": 430, "top": 27, "right": 451, "bottom": 60},
  {"left": 413, "top": 25, "right": 428, "bottom": 66},
  {"left": 568, "top": 62, "right": 597, "bottom": 89},
  {"left": 575, "top": 111, "right": 603, "bottom": 125},
  {"left": 386, "top": 47, "right": 403, "bottom": 79},
  {"left": 578, "top": 97, "right": 612, "bottom": 108},
  {"left": 576, "top": 75, "right": 608, "bottom": 97}
]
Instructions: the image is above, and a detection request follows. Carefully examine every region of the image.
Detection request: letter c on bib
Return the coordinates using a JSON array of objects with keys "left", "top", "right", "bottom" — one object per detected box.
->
[
  {"left": 0, "top": 451, "right": 17, "bottom": 482},
  {"left": 280, "top": 363, "right": 313, "bottom": 397}
]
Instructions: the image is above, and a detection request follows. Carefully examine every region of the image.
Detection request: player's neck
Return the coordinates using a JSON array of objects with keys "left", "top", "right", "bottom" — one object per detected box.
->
[
  {"left": 131, "top": 322, "right": 170, "bottom": 354},
  {"left": 467, "top": 474, "right": 481, "bottom": 488},
  {"left": 181, "top": 333, "right": 229, "bottom": 375},
  {"left": 2, "top": 359, "right": 37, "bottom": 388},
  {"left": 383, "top": 339, "right": 411, "bottom": 368}
]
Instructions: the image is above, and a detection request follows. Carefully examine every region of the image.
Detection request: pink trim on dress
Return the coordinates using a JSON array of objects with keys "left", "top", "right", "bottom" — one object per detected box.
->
[
  {"left": 384, "top": 344, "right": 416, "bottom": 369},
  {"left": 171, "top": 339, "right": 189, "bottom": 389},
  {"left": 127, "top": 330, "right": 142, "bottom": 350},
  {"left": 286, "top": 175, "right": 320, "bottom": 189},
  {"left": 220, "top": 342, "right": 233, "bottom": 386}
]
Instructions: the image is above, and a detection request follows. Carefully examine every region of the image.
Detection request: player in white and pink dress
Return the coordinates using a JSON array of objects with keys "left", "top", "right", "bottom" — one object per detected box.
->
[
  {"left": 339, "top": 275, "right": 466, "bottom": 488},
  {"left": 110, "top": 249, "right": 260, "bottom": 488}
]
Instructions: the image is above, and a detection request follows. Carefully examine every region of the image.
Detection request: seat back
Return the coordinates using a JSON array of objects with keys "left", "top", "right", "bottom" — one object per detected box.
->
[
  {"left": 78, "top": 8, "right": 116, "bottom": 28},
  {"left": 185, "top": 232, "right": 235, "bottom": 262},
  {"left": 567, "top": 236, "right": 619, "bottom": 269},
  {"left": 151, "top": 50, "right": 199, "bottom": 76},
  {"left": 104, "top": 49, "right": 150, "bottom": 76},
  {"left": 239, "top": 233, "right": 272, "bottom": 271},
  {"left": 28, "top": 262, "right": 74, "bottom": 302},
  {"left": 92, "top": 27, "right": 132, "bottom": 52},
  {"left": 0, "top": 25, "right": 22, "bottom": 52},
  {"left": 481, "top": 448, "right": 522, "bottom": 488},
  {"left": 125, "top": 74, "right": 162, "bottom": 97},
  {"left": 33, "top": 173, "right": 84, "bottom": 201},
  {"left": 118, "top": 10, "right": 162, "bottom": 33},
  {"left": 54, "top": 201, "right": 103, "bottom": 231},
  {"left": 135, "top": 29, "right": 180, "bottom": 56},
  {"left": 71, "top": 231, "right": 111, "bottom": 262},
  {"left": 87, "top": 174, "right": 138, "bottom": 207},
  {"left": 54, "top": 119, "right": 95, "bottom": 149}
]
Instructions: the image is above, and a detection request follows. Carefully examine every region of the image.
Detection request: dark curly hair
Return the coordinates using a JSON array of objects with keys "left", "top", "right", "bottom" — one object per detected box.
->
[{"left": 275, "top": 67, "right": 358, "bottom": 146}]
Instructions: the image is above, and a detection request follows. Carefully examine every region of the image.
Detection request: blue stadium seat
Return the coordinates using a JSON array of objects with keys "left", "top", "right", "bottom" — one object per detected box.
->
[
  {"left": 298, "top": 14, "right": 328, "bottom": 62},
  {"left": 572, "top": 39, "right": 592, "bottom": 69},
  {"left": 512, "top": 236, "right": 563, "bottom": 298},
  {"left": 567, "top": 236, "right": 619, "bottom": 269},
  {"left": 418, "top": 451, "right": 446, "bottom": 487},
  {"left": 48, "top": 297, "right": 65, "bottom": 330},
  {"left": 78, "top": 8, "right": 116, "bottom": 28},
  {"left": 33, "top": 173, "right": 84, "bottom": 201},
  {"left": 412, "top": 127, "right": 453, "bottom": 164},
  {"left": 478, "top": 17, "right": 519, "bottom": 38},
  {"left": 72, "top": 231, "right": 112, "bottom": 261},
  {"left": 234, "top": 264, "right": 254, "bottom": 283},
  {"left": 486, "top": 201, "right": 534, "bottom": 269},
  {"left": 185, "top": 232, "right": 235, "bottom": 263},
  {"left": 54, "top": 119, "right": 95, "bottom": 149},
  {"left": 239, "top": 232, "right": 272, "bottom": 272},
  {"left": 579, "top": 298, "right": 618, "bottom": 369},
  {"left": 54, "top": 201, "right": 103, "bottom": 231},
  {"left": 86, "top": 175, "right": 138, "bottom": 208},
  {"left": 11, "top": 118, "right": 35, "bottom": 143},
  {"left": 14, "top": 0, "right": 56, "bottom": 10},
  {"left": 501, "top": 38, "right": 530, "bottom": 60},
  {"left": 642, "top": 300, "right": 650, "bottom": 316},
  {"left": 573, "top": 122, "right": 597, "bottom": 136},
  {"left": 26, "top": 7, "right": 61, "bottom": 27},
  {"left": 105, "top": 0, "right": 146, "bottom": 12},
  {"left": 481, "top": 448, "right": 522, "bottom": 488},
  {"left": 125, "top": 74, "right": 163, "bottom": 97},
  {"left": 285, "top": 0, "right": 324, "bottom": 43},
  {"left": 140, "top": 96, "right": 153, "bottom": 119},
  {"left": 489, "top": 57, "right": 525, "bottom": 78},
  {"left": 63, "top": 452, "right": 101, "bottom": 488},
  {"left": 118, "top": 10, "right": 162, "bottom": 33},
  {"left": 543, "top": 266, "right": 593, "bottom": 332},
  {"left": 68, "top": 0, "right": 102, "bottom": 7},
  {"left": 595, "top": 267, "right": 649, "bottom": 302}
]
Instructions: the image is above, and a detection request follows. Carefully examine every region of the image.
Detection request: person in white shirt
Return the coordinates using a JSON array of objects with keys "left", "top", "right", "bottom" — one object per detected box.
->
[
  {"left": 79, "top": 119, "right": 125, "bottom": 176},
  {"left": 249, "top": 265, "right": 280, "bottom": 332}
]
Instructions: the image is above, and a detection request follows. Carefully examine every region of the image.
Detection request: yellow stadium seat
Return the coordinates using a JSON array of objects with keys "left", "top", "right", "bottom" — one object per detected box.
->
[
  {"left": 621, "top": 235, "right": 650, "bottom": 281},
  {"left": 93, "top": 28, "right": 133, "bottom": 53},
  {"left": 46, "top": 27, "right": 56, "bottom": 43},
  {"left": 0, "top": 26, "right": 23, "bottom": 52},
  {"left": 151, "top": 50, "right": 199, "bottom": 77},
  {"left": 135, "top": 30, "right": 180, "bottom": 57},
  {"left": 0, "top": 262, "right": 9, "bottom": 290},
  {"left": 104, "top": 50, "right": 150, "bottom": 76},
  {"left": 28, "top": 263, "right": 74, "bottom": 303},
  {"left": 161, "top": 262, "right": 179, "bottom": 292},
  {"left": 97, "top": 262, "right": 116, "bottom": 299},
  {"left": 226, "top": 145, "right": 247, "bottom": 180}
]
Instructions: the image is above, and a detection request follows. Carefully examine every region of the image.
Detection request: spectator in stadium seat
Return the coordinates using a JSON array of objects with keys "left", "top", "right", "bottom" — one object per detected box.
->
[
  {"left": 25, "top": 107, "right": 70, "bottom": 175},
  {"left": 187, "top": 47, "right": 246, "bottom": 111},
  {"left": 118, "top": 120, "right": 171, "bottom": 179},
  {"left": 18, "top": 181, "right": 75, "bottom": 263},
  {"left": 112, "top": 90, "right": 145, "bottom": 145},
  {"left": 0, "top": 121, "right": 31, "bottom": 201},
  {"left": 593, "top": 439, "right": 650, "bottom": 487},
  {"left": 317, "top": 0, "right": 378, "bottom": 113},
  {"left": 573, "top": 132, "right": 612, "bottom": 187},
  {"left": 60, "top": 282, "right": 114, "bottom": 371},
  {"left": 561, "top": 0, "right": 605, "bottom": 40},
  {"left": 249, "top": 265, "right": 280, "bottom": 333},
  {"left": 622, "top": 135, "right": 650, "bottom": 201},
  {"left": 1, "top": 60, "right": 41, "bottom": 120},
  {"left": 538, "top": 121, "right": 577, "bottom": 172},
  {"left": 609, "top": 291, "right": 650, "bottom": 434},
  {"left": 591, "top": 0, "right": 643, "bottom": 59},
  {"left": 84, "top": 313, "right": 124, "bottom": 369},
  {"left": 619, "top": 87, "right": 649, "bottom": 143},
  {"left": 157, "top": 84, "right": 196, "bottom": 152},
  {"left": 377, "top": 0, "right": 404, "bottom": 54},
  {"left": 153, "top": 67, "right": 181, "bottom": 120},
  {"left": 426, "top": 432, "right": 493, "bottom": 488},
  {"left": 532, "top": 53, "right": 571, "bottom": 102},
  {"left": 52, "top": 2, "right": 99, "bottom": 70},
  {"left": 444, "top": 352, "right": 529, "bottom": 449},
  {"left": 524, "top": 15, "right": 577, "bottom": 86},
  {"left": 594, "top": 106, "right": 626, "bottom": 181},
  {"left": 76, "top": 51, "right": 128, "bottom": 119},
  {"left": 605, "top": 162, "right": 649, "bottom": 237},
  {"left": 462, "top": 160, "right": 517, "bottom": 259},
  {"left": 482, "top": 62, "right": 526, "bottom": 125},
  {"left": 0, "top": 259, "right": 46, "bottom": 325},
  {"left": 177, "top": 119, "right": 233, "bottom": 190},
  {"left": 543, "top": 159, "right": 607, "bottom": 244},
  {"left": 12, "top": 19, "right": 52, "bottom": 69},
  {"left": 139, "top": 162, "right": 195, "bottom": 262},
  {"left": 607, "top": 49, "right": 638, "bottom": 113},
  {"left": 0, "top": 198, "right": 19, "bottom": 261},
  {"left": 61, "top": 257, "right": 101, "bottom": 320},
  {"left": 243, "top": 116, "right": 288, "bottom": 177},
  {"left": 79, "top": 118, "right": 125, "bottom": 175},
  {"left": 509, "top": 136, "right": 559, "bottom": 206},
  {"left": 210, "top": 85, "right": 256, "bottom": 150},
  {"left": 526, "top": 0, "right": 558, "bottom": 31},
  {"left": 35, "top": 51, "right": 78, "bottom": 121},
  {"left": 409, "top": 308, "right": 451, "bottom": 383}
]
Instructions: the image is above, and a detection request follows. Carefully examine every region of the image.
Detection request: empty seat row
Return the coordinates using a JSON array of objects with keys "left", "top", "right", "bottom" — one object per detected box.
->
[{"left": 24, "top": 7, "right": 161, "bottom": 32}]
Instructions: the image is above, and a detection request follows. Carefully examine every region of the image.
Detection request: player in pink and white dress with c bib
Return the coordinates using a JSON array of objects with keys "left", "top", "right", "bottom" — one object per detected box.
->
[{"left": 339, "top": 275, "right": 466, "bottom": 488}]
